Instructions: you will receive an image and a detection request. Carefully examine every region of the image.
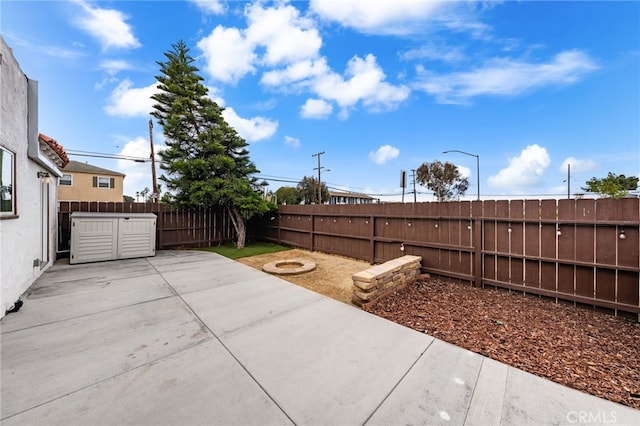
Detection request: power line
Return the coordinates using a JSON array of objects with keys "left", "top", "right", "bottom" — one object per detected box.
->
[
  {"left": 66, "top": 150, "right": 150, "bottom": 163},
  {"left": 63, "top": 150, "right": 577, "bottom": 200}
]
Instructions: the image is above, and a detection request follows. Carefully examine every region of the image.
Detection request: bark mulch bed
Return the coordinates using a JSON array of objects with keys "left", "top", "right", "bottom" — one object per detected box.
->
[{"left": 366, "top": 278, "right": 640, "bottom": 409}]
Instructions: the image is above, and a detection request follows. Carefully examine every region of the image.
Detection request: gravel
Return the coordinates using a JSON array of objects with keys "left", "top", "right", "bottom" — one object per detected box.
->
[{"left": 366, "top": 278, "right": 640, "bottom": 409}]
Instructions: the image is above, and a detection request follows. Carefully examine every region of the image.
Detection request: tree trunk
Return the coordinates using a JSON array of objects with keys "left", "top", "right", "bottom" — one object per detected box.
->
[{"left": 227, "top": 206, "right": 247, "bottom": 249}]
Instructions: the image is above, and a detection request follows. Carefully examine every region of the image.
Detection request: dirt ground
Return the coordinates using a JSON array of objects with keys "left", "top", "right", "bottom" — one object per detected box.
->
[
  {"left": 238, "top": 249, "right": 640, "bottom": 409},
  {"left": 237, "top": 248, "right": 370, "bottom": 304}
]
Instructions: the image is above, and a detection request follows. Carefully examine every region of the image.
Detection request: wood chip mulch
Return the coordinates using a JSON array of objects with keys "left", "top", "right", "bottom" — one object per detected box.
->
[{"left": 366, "top": 278, "right": 640, "bottom": 409}]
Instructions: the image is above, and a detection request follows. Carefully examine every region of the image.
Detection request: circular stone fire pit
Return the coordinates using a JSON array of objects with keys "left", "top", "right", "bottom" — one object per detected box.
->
[{"left": 263, "top": 258, "right": 316, "bottom": 275}]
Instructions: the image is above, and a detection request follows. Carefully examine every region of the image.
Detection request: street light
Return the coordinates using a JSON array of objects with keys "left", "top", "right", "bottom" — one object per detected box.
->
[{"left": 443, "top": 150, "right": 480, "bottom": 201}]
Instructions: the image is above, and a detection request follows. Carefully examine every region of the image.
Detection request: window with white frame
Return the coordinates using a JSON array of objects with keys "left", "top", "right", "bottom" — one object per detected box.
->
[
  {"left": 93, "top": 176, "right": 115, "bottom": 189},
  {"left": 59, "top": 173, "right": 72, "bottom": 186},
  {"left": 0, "top": 145, "right": 16, "bottom": 217}
]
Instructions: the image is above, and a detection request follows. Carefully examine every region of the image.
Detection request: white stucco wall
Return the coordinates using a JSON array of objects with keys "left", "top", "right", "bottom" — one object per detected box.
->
[{"left": 0, "top": 37, "right": 58, "bottom": 318}]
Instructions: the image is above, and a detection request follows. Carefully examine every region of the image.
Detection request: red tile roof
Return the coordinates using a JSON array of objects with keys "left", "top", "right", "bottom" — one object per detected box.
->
[{"left": 38, "top": 133, "right": 69, "bottom": 167}]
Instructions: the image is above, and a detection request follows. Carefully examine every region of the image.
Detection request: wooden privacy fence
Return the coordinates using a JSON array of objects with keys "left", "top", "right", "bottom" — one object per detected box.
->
[
  {"left": 58, "top": 201, "right": 234, "bottom": 251},
  {"left": 259, "top": 199, "right": 640, "bottom": 318}
]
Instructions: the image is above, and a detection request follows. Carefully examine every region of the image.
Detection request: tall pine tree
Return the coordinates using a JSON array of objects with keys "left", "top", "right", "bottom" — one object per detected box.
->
[{"left": 151, "top": 40, "right": 270, "bottom": 248}]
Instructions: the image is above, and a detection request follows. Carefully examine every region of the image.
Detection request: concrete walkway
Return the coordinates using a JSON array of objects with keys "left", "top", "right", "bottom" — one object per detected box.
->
[{"left": 1, "top": 250, "right": 638, "bottom": 425}]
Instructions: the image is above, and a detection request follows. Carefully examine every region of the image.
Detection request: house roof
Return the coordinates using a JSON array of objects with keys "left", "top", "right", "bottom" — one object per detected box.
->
[
  {"left": 38, "top": 133, "right": 69, "bottom": 168},
  {"left": 63, "top": 160, "right": 126, "bottom": 177},
  {"left": 329, "top": 191, "right": 373, "bottom": 199}
]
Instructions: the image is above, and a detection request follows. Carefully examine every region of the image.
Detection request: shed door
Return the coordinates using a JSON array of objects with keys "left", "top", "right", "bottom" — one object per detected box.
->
[
  {"left": 117, "top": 217, "right": 156, "bottom": 259},
  {"left": 71, "top": 217, "right": 117, "bottom": 264}
]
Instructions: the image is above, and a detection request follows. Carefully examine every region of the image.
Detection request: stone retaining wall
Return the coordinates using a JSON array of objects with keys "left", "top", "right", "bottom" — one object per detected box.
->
[{"left": 351, "top": 255, "right": 422, "bottom": 308}]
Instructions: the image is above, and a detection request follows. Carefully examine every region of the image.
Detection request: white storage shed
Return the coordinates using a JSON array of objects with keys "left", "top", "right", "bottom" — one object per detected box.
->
[{"left": 70, "top": 212, "right": 157, "bottom": 264}]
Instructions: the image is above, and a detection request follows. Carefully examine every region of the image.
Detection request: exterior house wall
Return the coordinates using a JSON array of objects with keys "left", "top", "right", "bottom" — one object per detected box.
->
[
  {"left": 0, "top": 37, "right": 60, "bottom": 318},
  {"left": 328, "top": 192, "right": 376, "bottom": 205},
  {"left": 58, "top": 171, "right": 124, "bottom": 202}
]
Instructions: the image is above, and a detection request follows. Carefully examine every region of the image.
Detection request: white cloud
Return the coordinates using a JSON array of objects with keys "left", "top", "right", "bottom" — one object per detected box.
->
[
  {"left": 198, "top": 2, "right": 322, "bottom": 84},
  {"left": 369, "top": 145, "right": 400, "bottom": 165},
  {"left": 205, "top": 85, "right": 226, "bottom": 106},
  {"left": 103, "top": 79, "right": 276, "bottom": 142},
  {"left": 261, "top": 54, "right": 411, "bottom": 118},
  {"left": 245, "top": 2, "right": 322, "bottom": 66},
  {"left": 456, "top": 165, "right": 471, "bottom": 179},
  {"left": 261, "top": 58, "right": 330, "bottom": 88},
  {"left": 488, "top": 144, "right": 551, "bottom": 190},
  {"left": 104, "top": 79, "right": 157, "bottom": 117},
  {"left": 415, "top": 50, "right": 598, "bottom": 104},
  {"left": 313, "top": 54, "right": 410, "bottom": 113},
  {"left": 74, "top": 0, "right": 140, "bottom": 50},
  {"left": 443, "top": 19, "right": 492, "bottom": 40},
  {"left": 189, "top": 0, "right": 225, "bottom": 15},
  {"left": 96, "top": 60, "right": 134, "bottom": 90},
  {"left": 100, "top": 59, "right": 132, "bottom": 75},
  {"left": 310, "top": 0, "right": 447, "bottom": 35},
  {"left": 400, "top": 44, "right": 466, "bottom": 63},
  {"left": 117, "top": 136, "right": 166, "bottom": 198},
  {"left": 300, "top": 99, "right": 333, "bottom": 119},
  {"left": 284, "top": 136, "right": 301, "bottom": 148},
  {"left": 196, "top": 3, "right": 409, "bottom": 117},
  {"left": 560, "top": 157, "right": 598, "bottom": 173},
  {"left": 7, "top": 34, "right": 85, "bottom": 59},
  {"left": 262, "top": 54, "right": 409, "bottom": 117},
  {"left": 221, "top": 107, "right": 278, "bottom": 142},
  {"left": 198, "top": 25, "right": 256, "bottom": 84}
]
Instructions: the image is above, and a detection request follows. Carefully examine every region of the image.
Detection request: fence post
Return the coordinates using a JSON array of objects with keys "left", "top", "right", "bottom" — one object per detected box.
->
[
  {"left": 277, "top": 212, "right": 281, "bottom": 245},
  {"left": 369, "top": 215, "right": 375, "bottom": 264},
  {"left": 156, "top": 206, "right": 163, "bottom": 250},
  {"left": 473, "top": 218, "right": 482, "bottom": 287},
  {"left": 309, "top": 213, "right": 314, "bottom": 251}
]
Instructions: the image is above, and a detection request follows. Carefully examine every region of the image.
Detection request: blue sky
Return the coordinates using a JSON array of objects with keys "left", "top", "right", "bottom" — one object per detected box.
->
[{"left": 3, "top": 0, "right": 639, "bottom": 200}]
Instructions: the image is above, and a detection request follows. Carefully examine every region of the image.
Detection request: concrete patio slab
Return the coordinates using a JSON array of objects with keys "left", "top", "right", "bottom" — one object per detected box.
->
[
  {"left": 463, "top": 356, "right": 508, "bottom": 426},
  {"left": 147, "top": 249, "right": 236, "bottom": 273},
  {"left": 1, "top": 274, "right": 174, "bottom": 332},
  {"left": 367, "top": 338, "right": 483, "bottom": 425},
  {"left": 221, "top": 297, "right": 433, "bottom": 425},
  {"left": 1, "top": 296, "right": 211, "bottom": 419},
  {"left": 161, "top": 261, "right": 267, "bottom": 294},
  {"left": 182, "top": 275, "right": 322, "bottom": 336},
  {"left": 2, "top": 250, "right": 638, "bottom": 426},
  {"left": 501, "top": 365, "right": 640, "bottom": 425},
  {"left": 2, "top": 339, "right": 292, "bottom": 426},
  {"left": 36, "top": 257, "right": 156, "bottom": 285}
]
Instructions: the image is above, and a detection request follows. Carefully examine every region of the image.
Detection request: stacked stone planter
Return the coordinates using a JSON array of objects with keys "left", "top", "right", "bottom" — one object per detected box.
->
[{"left": 351, "top": 255, "right": 422, "bottom": 308}]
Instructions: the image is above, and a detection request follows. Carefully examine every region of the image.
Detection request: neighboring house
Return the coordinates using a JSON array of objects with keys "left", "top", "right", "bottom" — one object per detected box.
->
[
  {"left": 58, "top": 160, "right": 125, "bottom": 202},
  {"left": 328, "top": 191, "right": 377, "bottom": 205},
  {"left": 1, "top": 37, "right": 69, "bottom": 318}
]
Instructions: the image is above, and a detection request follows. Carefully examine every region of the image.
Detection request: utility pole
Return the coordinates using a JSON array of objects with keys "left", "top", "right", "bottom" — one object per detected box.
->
[
  {"left": 312, "top": 151, "right": 325, "bottom": 204},
  {"left": 411, "top": 169, "right": 417, "bottom": 203},
  {"left": 149, "top": 119, "right": 159, "bottom": 202}
]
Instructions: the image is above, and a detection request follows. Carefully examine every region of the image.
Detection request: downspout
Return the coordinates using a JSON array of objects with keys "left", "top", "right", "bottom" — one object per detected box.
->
[{"left": 26, "top": 78, "right": 62, "bottom": 177}]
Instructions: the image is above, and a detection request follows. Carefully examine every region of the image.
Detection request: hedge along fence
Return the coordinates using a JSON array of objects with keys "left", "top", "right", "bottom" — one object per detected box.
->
[
  {"left": 259, "top": 198, "right": 640, "bottom": 319},
  {"left": 58, "top": 201, "right": 235, "bottom": 252}
]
